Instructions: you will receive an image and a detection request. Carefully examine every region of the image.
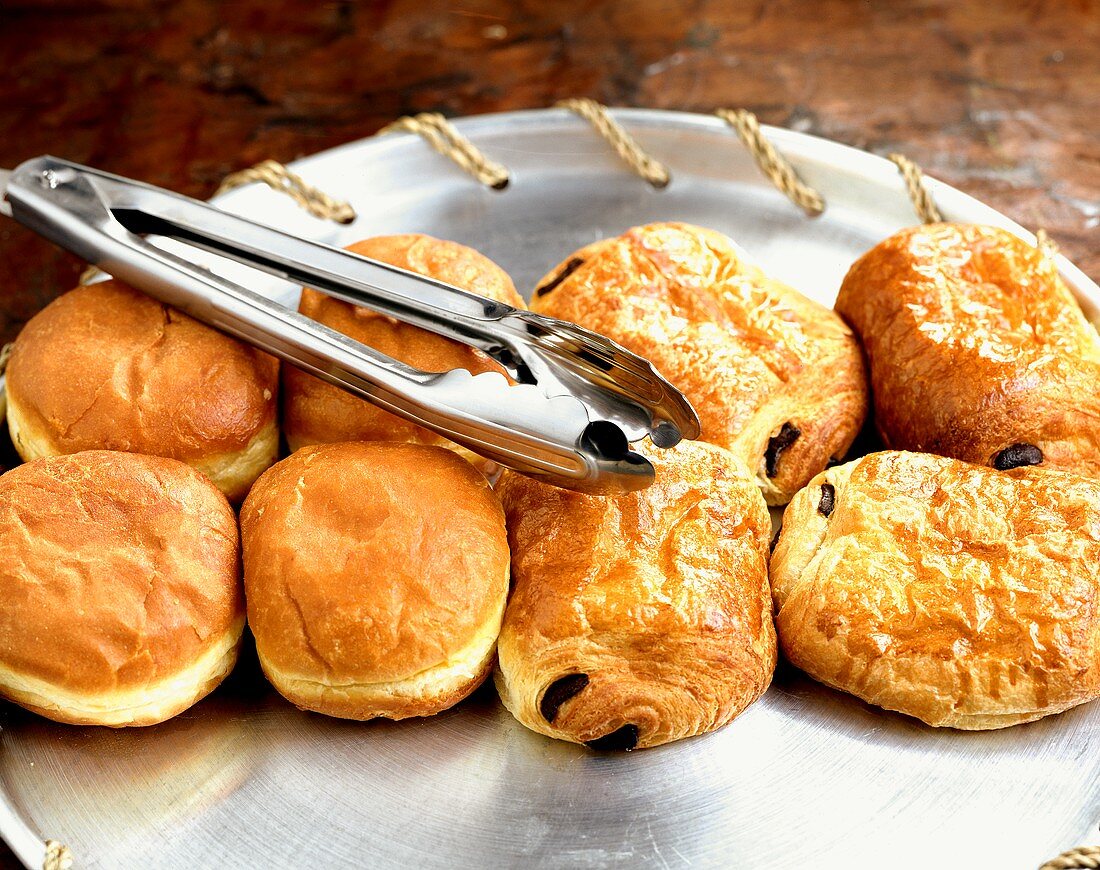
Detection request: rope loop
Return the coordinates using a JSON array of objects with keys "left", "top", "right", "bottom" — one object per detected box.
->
[
  {"left": 1035, "top": 227, "right": 1061, "bottom": 263},
  {"left": 555, "top": 98, "right": 670, "bottom": 188},
  {"left": 716, "top": 108, "right": 824, "bottom": 216},
  {"left": 1039, "top": 845, "right": 1100, "bottom": 870},
  {"left": 42, "top": 839, "right": 73, "bottom": 870},
  {"left": 378, "top": 113, "right": 510, "bottom": 190},
  {"left": 888, "top": 152, "right": 943, "bottom": 224},
  {"left": 215, "top": 160, "right": 357, "bottom": 224},
  {"left": 78, "top": 265, "right": 105, "bottom": 286}
]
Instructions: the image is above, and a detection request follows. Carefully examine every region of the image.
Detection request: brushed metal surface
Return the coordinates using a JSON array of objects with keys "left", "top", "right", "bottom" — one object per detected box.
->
[{"left": 1, "top": 109, "right": 1098, "bottom": 869}]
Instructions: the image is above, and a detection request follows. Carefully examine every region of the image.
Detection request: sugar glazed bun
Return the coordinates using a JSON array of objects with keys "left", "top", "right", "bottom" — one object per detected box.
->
[
  {"left": 282, "top": 235, "right": 525, "bottom": 472},
  {"left": 0, "top": 451, "right": 244, "bottom": 726},
  {"left": 240, "top": 441, "right": 510, "bottom": 720},
  {"left": 531, "top": 222, "right": 868, "bottom": 505},
  {"left": 771, "top": 451, "right": 1100, "bottom": 729},
  {"left": 835, "top": 223, "right": 1100, "bottom": 477},
  {"left": 5, "top": 280, "right": 279, "bottom": 502},
  {"left": 495, "top": 441, "right": 776, "bottom": 750}
]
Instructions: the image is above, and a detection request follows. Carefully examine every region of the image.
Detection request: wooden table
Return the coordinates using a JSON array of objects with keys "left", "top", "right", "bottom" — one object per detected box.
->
[
  {"left": 1, "top": 0, "right": 1097, "bottom": 348},
  {"left": 0, "top": 0, "right": 1097, "bottom": 864}
]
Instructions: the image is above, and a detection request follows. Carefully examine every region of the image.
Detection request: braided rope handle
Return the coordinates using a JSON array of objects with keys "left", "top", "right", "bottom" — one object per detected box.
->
[
  {"left": 1036, "top": 227, "right": 1060, "bottom": 262},
  {"left": 716, "top": 108, "right": 824, "bottom": 216},
  {"left": 888, "top": 152, "right": 943, "bottom": 224},
  {"left": 42, "top": 839, "right": 72, "bottom": 870},
  {"left": 556, "top": 98, "right": 670, "bottom": 188},
  {"left": 214, "top": 159, "right": 356, "bottom": 223},
  {"left": 1040, "top": 845, "right": 1100, "bottom": 870},
  {"left": 378, "top": 112, "right": 510, "bottom": 189}
]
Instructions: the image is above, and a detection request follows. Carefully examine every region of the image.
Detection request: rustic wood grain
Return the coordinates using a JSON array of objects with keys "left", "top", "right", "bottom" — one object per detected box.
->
[
  {"left": 0, "top": 0, "right": 1096, "bottom": 349},
  {"left": 0, "top": 0, "right": 1096, "bottom": 863}
]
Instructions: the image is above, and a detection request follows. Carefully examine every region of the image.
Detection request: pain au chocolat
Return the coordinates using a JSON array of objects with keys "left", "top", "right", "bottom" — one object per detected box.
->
[
  {"left": 5, "top": 280, "right": 279, "bottom": 502},
  {"left": 835, "top": 223, "right": 1100, "bottom": 477},
  {"left": 282, "top": 234, "right": 525, "bottom": 473},
  {"left": 494, "top": 441, "right": 776, "bottom": 750},
  {"left": 0, "top": 451, "right": 244, "bottom": 726},
  {"left": 770, "top": 450, "right": 1100, "bottom": 729},
  {"left": 531, "top": 222, "right": 868, "bottom": 505},
  {"left": 240, "top": 442, "right": 510, "bottom": 720}
]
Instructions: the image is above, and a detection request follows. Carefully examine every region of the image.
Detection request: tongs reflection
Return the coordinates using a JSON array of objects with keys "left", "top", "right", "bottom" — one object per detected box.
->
[{"left": 0, "top": 156, "right": 699, "bottom": 493}]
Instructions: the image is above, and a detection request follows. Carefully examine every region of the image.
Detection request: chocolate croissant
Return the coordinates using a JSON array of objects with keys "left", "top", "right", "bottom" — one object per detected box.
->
[
  {"left": 531, "top": 222, "right": 868, "bottom": 505},
  {"left": 771, "top": 450, "right": 1100, "bottom": 729},
  {"left": 835, "top": 223, "right": 1100, "bottom": 477},
  {"left": 494, "top": 441, "right": 776, "bottom": 750}
]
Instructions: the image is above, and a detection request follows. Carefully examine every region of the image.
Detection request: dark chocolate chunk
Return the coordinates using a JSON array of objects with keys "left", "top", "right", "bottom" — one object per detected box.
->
[
  {"left": 535, "top": 257, "right": 585, "bottom": 297},
  {"left": 770, "top": 526, "right": 782, "bottom": 553},
  {"left": 585, "top": 724, "right": 640, "bottom": 752},
  {"left": 539, "top": 674, "right": 590, "bottom": 723},
  {"left": 992, "top": 443, "right": 1044, "bottom": 471},
  {"left": 818, "top": 483, "right": 836, "bottom": 517},
  {"left": 764, "top": 422, "right": 801, "bottom": 478}
]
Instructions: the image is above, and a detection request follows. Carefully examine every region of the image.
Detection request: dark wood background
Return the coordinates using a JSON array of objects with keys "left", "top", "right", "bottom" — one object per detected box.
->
[
  {"left": 0, "top": 0, "right": 1097, "bottom": 864},
  {"left": 1, "top": 0, "right": 1098, "bottom": 348}
]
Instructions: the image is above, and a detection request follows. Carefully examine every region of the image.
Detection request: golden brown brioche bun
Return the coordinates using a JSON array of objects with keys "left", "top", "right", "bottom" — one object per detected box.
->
[
  {"left": 6, "top": 280, "right": 279, "bottom": 502},
  {"left": 495, "top": 441, "right": 776, "bottom": 751},
  {"left": 240, "top": 441, "right": 510, "bottom": 720},
  {"left": 0, "top": 450, "right": 244, "bottom": 726},
  {"left": 282, "top": 235, "right": 524, "bottom": 472},
  {"left": 835, "top": 224, "right": 1100, "bottom": 477},
  {"left": 771, "top": 450, "right": 1100, "bottom": 729},
  {"left": 531, "top": 222, "right": 868, "bottom": 505}
]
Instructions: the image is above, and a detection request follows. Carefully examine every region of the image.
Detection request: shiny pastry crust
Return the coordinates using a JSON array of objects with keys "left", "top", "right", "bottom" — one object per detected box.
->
[
  {"left": 5, "top": 280, "right": 279, "bottom": 502},
  {"left": 282, "top": 234, "right": 525, "bottom": 473},
  {"left": 771, "top": 450, "right": 1100, "bottom": 729},
  {"left": 835, "top": 223, "right": 1100, "bottom": 477},
  {"left": 240, "top": 442, "right": 510, "bottom": 720},
  {"left": 530, "top": 222, "right": 868, "bottom": 505},
  {"left": 0, "top": 451, "right": 244, "bottom": 726},
  {"left": 495, "top": 441, "right": 776, "bottom": 750}
]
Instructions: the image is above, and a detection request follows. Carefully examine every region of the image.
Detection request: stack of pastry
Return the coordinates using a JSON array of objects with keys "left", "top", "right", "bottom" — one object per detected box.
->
[
  {"left": 2, "top": 216, "right": 1098, "bottom": 747},
  {"left": 772, "top": 223, "right": 1100, "bottom": 728},
  {"left": 0, "top": 277, "right": 277, "bottom": 725}
]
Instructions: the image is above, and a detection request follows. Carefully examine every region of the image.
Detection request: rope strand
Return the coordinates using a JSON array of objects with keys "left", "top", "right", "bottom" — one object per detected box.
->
[
  {"left": 888, "top": 152, "right": 943, "bottom": 224},
  {"left": 42, "top": 839, "right": 72, "bottom": 870},
  {"left": 1039, "top": 845, "right": 1100, "bottom": 870},
  {"left": 215, "top": 159, "right": 357, "bottom": 223},
  {"left": 716, "top": 108, "right": 824, "bottom": 216},
  {"left": 1036, "top": 227, "right": 1060, "bottom": 262},
  {"left": 378, "top": 113, "right": 510, "bottom": 189},
  {"left": 556, "top": 98, "right": 670, "bottom": 188}
]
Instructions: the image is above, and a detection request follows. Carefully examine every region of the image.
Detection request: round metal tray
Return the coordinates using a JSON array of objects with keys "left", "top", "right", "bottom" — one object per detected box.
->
[{"left": 1, "top": 109, "right": 1098, "bottom": 870}]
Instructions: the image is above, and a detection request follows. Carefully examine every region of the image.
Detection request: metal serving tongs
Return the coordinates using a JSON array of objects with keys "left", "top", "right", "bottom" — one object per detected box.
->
[{"left": 0, "top": 156, "right": 700, "bottom": 493}]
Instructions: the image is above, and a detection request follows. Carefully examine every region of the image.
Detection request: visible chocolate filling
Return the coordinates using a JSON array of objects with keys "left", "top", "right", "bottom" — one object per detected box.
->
[
  {"left": 539, "top": 674, "right": 590, "bottom": 723},
  {"left": 585, "top": 724, "right": 640, "bottom": 751},
  {"left": 818, "top": 483, "right": 836, "bottom": 517},
  {"left": 535, "top": 257, "right": 585, "bottom": 297},
  {"left": 765, "top": 422, "right": 801, "bottom": 478},
  {"left": 992, "top": 443, "right": 1044, "bottom": 470}
]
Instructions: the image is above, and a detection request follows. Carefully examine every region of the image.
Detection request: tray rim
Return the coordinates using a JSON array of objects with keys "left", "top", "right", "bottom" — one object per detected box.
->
[{"left": 222, "top": 106, "right": 1098, "bottom": 311}]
